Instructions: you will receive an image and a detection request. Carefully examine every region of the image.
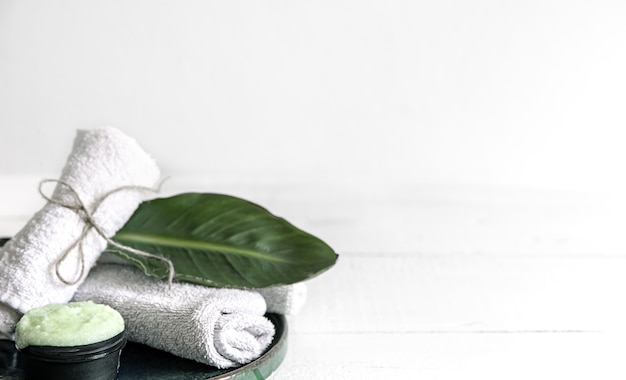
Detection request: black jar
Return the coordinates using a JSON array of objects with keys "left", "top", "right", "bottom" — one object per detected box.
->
[{"left": 18, "top": 330, "right": 126, "bottom": 380}]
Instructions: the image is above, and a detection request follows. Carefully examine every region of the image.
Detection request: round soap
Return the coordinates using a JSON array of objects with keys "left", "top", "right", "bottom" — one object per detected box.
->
[{"left": 15, "top": 301, "right": 124, "bottom": 349}]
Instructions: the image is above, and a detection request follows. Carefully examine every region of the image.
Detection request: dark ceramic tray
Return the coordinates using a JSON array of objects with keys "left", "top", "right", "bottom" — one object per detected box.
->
[{"left": 0, "top": 313, "right": 287, "bottom": 380}]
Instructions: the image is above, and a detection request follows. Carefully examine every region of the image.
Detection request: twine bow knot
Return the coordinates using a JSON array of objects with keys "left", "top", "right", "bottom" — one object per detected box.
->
[{"left": 38, "top": 179, "right": 175, "bottom": 287}]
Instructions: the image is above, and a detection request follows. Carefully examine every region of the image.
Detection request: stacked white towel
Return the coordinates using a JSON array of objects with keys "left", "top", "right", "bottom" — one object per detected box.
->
[
  {"left": 98, "top": 252, "right": 308, "bottom": 316},
  {"left": 74, "top": 264, "right": 275, "bottom": 369},
  {"left": 0, "top": 127, "right": 161, "bottom": 337}
]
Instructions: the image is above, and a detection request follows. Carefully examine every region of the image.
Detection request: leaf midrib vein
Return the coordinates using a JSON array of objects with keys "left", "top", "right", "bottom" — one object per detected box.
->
[{"left": 114, "top": 231, "right": 292, "bottom": 263}]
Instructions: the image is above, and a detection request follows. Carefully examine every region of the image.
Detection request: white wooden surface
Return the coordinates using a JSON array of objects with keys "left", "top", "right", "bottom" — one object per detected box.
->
[{"left": 2, "top": 176, "right": 626, "bottom": 379}]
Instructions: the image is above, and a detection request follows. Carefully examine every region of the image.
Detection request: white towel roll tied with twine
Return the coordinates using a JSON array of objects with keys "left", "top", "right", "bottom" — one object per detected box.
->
[{"left": 0, "top": 126, "right": 162, "bottom": 337}]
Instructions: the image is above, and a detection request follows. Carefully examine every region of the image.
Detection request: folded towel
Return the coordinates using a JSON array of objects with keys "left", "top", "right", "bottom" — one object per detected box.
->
[
  {"left": 74, "top": 264, "right": 275, "bottom": 369},
  {"left": 0, "top": 127, "right": 160, "bottom": 337},
  {"left": 98, "top": 252, "right": 308, "bottom": 316},
  {"left": 255, "top": 283, "right": 308, "bottom": 316}
]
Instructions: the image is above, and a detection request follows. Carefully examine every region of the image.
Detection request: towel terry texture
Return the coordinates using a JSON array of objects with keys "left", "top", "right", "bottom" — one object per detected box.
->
[
  {"left": 74, "top": 264, "right": 275, "bottom": 369},
  {"left": 0, "top": 127, "right": 160, "bottom": 337},
  {"left": 255, "top": 283, "right": 307, "bottom": 316},
  {"left": 97, "top": 252, "right": 308, "bottom": 316}
]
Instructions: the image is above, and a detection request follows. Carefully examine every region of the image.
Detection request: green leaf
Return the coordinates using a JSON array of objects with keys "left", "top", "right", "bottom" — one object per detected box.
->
[{"left": 108, "top": 193, "right": 338, "bottom": 288}]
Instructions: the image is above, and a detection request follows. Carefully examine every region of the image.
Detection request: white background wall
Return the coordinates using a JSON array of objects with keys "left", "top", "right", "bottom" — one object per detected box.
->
[{"left": 1, "top": 0, "right": 625, "bottom": 192}]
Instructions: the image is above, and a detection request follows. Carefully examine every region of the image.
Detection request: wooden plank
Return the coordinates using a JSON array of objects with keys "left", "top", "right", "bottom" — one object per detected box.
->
[
  {"left": 294, "top": 255, "right": 626, "bottom": 334},
  {"left": 271, "top": 331, "right": 624, "bottom": 379}
]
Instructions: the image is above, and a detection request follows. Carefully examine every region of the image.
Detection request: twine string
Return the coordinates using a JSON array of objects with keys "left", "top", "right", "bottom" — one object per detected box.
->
[{"left": 38, "top": 179, "right": 175, "bottom": 287}]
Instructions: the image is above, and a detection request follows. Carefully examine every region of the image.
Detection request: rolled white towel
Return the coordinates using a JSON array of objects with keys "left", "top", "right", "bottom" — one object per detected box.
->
[
  {"left": 97, "top": 252, "right": 308, "bottom": 315},
  {"left": 74, "top": 264, "right": 275, "bottom": 369},
  {"left": 0, "top": 127, "right": 161, "bottom": 337}
]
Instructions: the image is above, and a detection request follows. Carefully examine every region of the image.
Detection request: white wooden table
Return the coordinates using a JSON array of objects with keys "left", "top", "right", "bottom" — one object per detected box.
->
[{"left": 2, "top": 176, "right": 626, "bottom": 379}]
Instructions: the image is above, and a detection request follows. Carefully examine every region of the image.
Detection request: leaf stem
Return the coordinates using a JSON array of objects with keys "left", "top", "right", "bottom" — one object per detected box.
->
[{"left": 113, "top": 232, "right": 295, "bottom": 263}]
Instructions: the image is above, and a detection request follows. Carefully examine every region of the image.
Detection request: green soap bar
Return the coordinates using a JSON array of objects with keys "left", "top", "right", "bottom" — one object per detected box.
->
[{"left": 15, "top": 301, "right": 124, "bottom": 349}]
